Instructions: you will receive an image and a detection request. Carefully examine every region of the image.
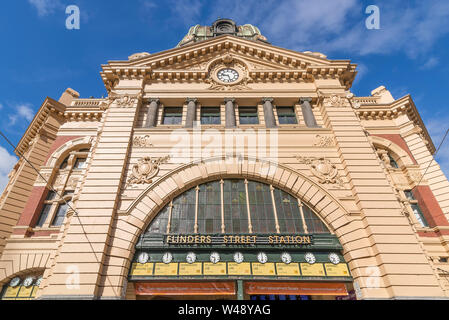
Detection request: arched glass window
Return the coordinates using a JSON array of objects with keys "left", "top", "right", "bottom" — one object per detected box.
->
[{"left": 144, "top": 179, "right": 330, "bottom": 235}]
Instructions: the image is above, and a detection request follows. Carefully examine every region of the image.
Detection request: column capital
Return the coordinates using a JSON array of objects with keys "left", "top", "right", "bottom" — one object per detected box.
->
[
  {"left": 185, "top": 98, "right": 198, "bottom": 104},
  {"left": 224, "top": 98, "right": 235, "bottom": 103},
  {"left": 148, "top": 98, "right": 160, "bottom": 104},
  {"left": 299, "top": 97, "right": 313, "bottom": 104},
  {"left": 262, "top": 97, "right": 274, "bottom": 103}
]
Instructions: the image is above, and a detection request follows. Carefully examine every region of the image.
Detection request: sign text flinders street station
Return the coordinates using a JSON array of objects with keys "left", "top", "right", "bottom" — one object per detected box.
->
[{"left": 165, "top": 234, "right": 313, "bottom": 245}]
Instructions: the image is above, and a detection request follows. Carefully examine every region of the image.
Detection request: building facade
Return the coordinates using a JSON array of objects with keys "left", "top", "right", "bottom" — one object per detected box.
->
[{"left": 1, "top": 19, "right": 449, "bottom": 300}]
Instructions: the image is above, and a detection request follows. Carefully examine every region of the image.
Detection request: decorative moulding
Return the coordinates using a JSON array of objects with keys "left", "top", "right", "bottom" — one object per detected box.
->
[
  {"left": 296, "top": 156, "right": 344, "bottom": 187},
  {"left": 133, "top": 135, "right": 153, "bottom": 148},
  {"left": 126, "top": 155, "right": 170, "bottom": 187},
  {"left": 314, "top": 135, "right": 335, "bottom": 147}
]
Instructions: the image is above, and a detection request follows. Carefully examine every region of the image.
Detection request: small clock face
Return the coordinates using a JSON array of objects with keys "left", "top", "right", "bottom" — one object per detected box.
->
[
  {"left": 186, "top": 252, "right": 196, "bottom": 264},
  {"left": 210, "top": 252, "right": 220, "bottom": 264},
  {"left": 329, "top": 253, "right": 340, "bottom": 265},
  {"left": 36, "top": 276, "right": 43, "bottom": 287},
  {"left": 281, "top": 252, "right": 292, "bottom": 264},
  {"left": 257, "top": 252, "right": 268, "bottom": 264},
  {"left": 305, "top": 252, "right": 316, "bottom": 264},
  {"left": 217, "top": 68, "right": 239, "bottom": 83},
  {"left": 23, "top": 276, "right": 35, "bottom": 287},
  {"left": 10, "top": 277, "right": 21, "bottom": 287},
  {"left": 137, "top": 252, "right": 149, "bottom": 264},
  {"left": 234, "top": 252, "right": 244, "bottom": 264},
  {"left": 162, "top": 252, "right": 173, "bottom": 264}
]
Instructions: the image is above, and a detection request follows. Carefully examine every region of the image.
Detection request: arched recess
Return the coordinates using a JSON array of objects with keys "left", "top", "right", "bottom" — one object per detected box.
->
[
  {"left": 101, "top": 156, "right": 355, "bottom": 297},
  {"left": 0, "top": 268, "right": 45, "bottom": 300},
  {"left": 369, "top": 136, "right": 414, "bottom": 167},
  {"left": 117, "top": 156, "right": 352, "bottom": 255},
  {"left": 45, "top": 136, "right": 93, "bottom": 168}
]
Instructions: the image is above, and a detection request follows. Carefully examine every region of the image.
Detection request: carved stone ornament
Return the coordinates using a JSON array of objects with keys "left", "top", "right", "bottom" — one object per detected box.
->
[
  {"left": 323, "top": 94, "right": 351, "bottom": 108},
  {"left": 296, "top": 156, "right": 344, "bottom": 187},
  {"left": 126, "top": 155, "right": 170, "bottom": 187},
  {"left": 408, "top": 171, "right": 423, "bottom": 184},
  {"left": 35, "top": 172, "right": 52, "bottom": 184},
  {"left": 314, "top": 135, "right": 335, "bottom": 147},
  {"left": 133, "top": 135, "right": 153, "bottom": 148},
  {"left": 100, "top": 92, "right": 143, "bottom": 110},
  {"left": 205, "top": 54, "right": 253, "bottom": 91}
]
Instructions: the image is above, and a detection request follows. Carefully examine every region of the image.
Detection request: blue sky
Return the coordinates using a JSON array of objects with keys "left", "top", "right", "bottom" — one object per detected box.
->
[{"left": 1, "top": 0, "right": 449, "bottom": 191}]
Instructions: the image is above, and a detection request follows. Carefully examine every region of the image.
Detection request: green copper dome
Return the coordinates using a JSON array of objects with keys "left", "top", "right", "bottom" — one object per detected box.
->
[{"left": 177, "top": 18, "right": 269, "bottom": 47}]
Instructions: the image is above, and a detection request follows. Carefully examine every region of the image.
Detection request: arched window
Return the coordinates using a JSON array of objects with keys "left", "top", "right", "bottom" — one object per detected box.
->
[
  {"left": 143, "top": 179, "right": 330, "bottom": 235},
  {"left": 34, "top": 148, "right": 90, "bottom": 228}
]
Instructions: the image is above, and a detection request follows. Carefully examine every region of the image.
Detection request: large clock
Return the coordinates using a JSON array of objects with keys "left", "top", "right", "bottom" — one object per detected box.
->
[{"left": 217, "top": 68, "right": 239, "bottom": 83}]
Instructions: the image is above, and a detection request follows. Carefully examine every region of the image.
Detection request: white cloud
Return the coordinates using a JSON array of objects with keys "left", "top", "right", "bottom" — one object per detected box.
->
[
  {"left": 8, "top": 104, "right": 34, "bottom": 126},
  {"left": 0, "top": 147, "right": 18, "bottom": 194},
  {"left": 28, "top": 0, "right": 63, "bottom": 17},
  {"left": 420, "top": 57, "right": 439, "bottom": 70}
]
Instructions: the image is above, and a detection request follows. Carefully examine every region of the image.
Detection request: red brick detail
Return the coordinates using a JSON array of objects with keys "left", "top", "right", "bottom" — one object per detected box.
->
[
  {"left": 16, "top": 186, "right": 49, "bottom": 227},
  {"left": 45, "top": 136, "right": 81, "bottom": 163},
  {"left": 372, "top": 134, "right": 418, "bottom": 165},
  {"left": 413, "top": 186, "right": 449, "bottom": 227},
  {"left": 418, "top": 230, "right": 449, "bottom": 238}
]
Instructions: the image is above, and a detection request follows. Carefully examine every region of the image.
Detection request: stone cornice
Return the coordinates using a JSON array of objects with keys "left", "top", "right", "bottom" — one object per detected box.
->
[
  {"left": 100, "top": 36, "right": 356, "bottom": 91},
  {"left": 15, "top": 98, "right": 66, "bottom": 156},
  {"left": 356, "top": 95, "right": 436, "bottom": 154}
]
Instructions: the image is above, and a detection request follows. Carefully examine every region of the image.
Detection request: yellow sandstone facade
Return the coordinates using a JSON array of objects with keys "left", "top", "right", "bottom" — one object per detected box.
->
[{"left": 1, "top": 19, "right": 449, "bottom": 300}]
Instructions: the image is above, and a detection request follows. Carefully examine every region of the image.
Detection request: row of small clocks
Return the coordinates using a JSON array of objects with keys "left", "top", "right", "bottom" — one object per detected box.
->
[
  {"left": 8, "top": 276, "right": 42, "bottom": 288},
  {"left": 137, "top": 252, "right": 341, "bottom": 265}
]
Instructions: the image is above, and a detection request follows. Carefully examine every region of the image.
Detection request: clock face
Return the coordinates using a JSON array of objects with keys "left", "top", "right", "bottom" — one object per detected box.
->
[
  {"left": 210, "top": 252, "right": 220, "bottom": 264},
  {"left": 186, "top": 252, "right": 196, "bottom": 264},
  {"left": 217, "top": 68, "right": 239, "bottom": 83},
  {"left": 257, "top": 252, "right": 268, "bottom": 264},
  {"left": 281, "top": 252, "right": 292, "bottom": 264},
  {"left": 329, "top": 253, "right": 340, "bottom": 265},
  {"left": 36, "top": 276, "right": 43, "bottom": 287},
  {"left": 162, "top": 252, "right": 173, "bottom": 264},
  {"left": 10, "top": 277, "right": 21, "bottom": 287},
  {"left": 23, "top": 276, "right": 35, "bottom": 287},
  {"left": 305, "top": 252, "right": 316, "bottom": 264},
  {"left": 233, "top": 252, "right": 244, "bottom": 264},
  {"left": 137, "top": 252, "right": 149, "bottom": 264}
]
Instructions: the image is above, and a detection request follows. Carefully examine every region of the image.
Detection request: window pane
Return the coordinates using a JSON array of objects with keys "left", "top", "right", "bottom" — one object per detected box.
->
[
  {"left": 46, "top": 191, "right": 57, "bottom": 201},
  {"left": 197, "top": 181, "right": 221, "bottom": 233},
  {"left": 169, "top": 188, "right": 196, "bottom": 234},
  {"left": 239, "top": 107, "right": 259, "bottom": 124},
  {"left": 163, "top": 107, "right": 183, "bottom": 125},
  {"left": 277, "top": 107, "right": 297, "bottom": 124},
  {"left": 51, "top": 203, "right": 69, "bottom": 226},
  {"left": 201, "top": 107, "right": 221, "bottom": 125},
  {"left": 147, "top": 204, "right": 170, "bottom": 234},
  {"left": 411, "top": 204, "right": 428, "bottom": 227},
  {"left": 74, "top": 158, "right": 87, "bottom": 169},
  {"left": 59, "top": 157, "right": 69, "bottom": 169},
  {"left": 248, "top": 181, "right": 276, "bottom": 233},
  {"left": 224, "top": 180, "right": 248, "bottom": 233},
  {"left": 36, "top": 204, "right": 52, "bottom": 227},
  {"left": 302, "top": 206, "right": 329, "bottom": 234}
]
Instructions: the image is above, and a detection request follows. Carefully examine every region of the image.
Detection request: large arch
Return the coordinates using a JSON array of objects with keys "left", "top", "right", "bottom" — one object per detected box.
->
[{"left": 99, "top": 156, "right": 355, "bottom": 297}]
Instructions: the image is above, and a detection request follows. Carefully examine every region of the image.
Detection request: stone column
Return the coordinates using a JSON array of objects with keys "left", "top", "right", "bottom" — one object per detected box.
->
[
  {"left": 184, "top": 98, "right": 197, "bottom": 128},
  {"left": 225, "top": 98, "right": 236, "bottom": 128},
  {"left": 262, "top": 97, "right": 276, "bottom": 128},
  {"left": 144, "top": 98, "right": 159, "bottom": 128},
  {"left": 300, "top": 97, "right": 319, "bottom": 128}
]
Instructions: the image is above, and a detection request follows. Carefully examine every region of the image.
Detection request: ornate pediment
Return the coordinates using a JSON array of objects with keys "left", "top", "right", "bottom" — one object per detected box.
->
[{"left": 101, "top": 36, "right": 357, "bottom": 91}]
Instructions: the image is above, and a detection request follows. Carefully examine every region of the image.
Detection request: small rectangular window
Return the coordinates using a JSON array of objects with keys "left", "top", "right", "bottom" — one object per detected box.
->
[
  {"left": 74, "top": 158, "right": 87, "bottom": 169},
  {"left": 51, "top": 203, "right": 69, "bottom": 226},
  {"left": 201, "top": 107, "right": 221, "bottom": 125},
  {"left": 277, "top": 106, "right": 297, "bottom": 124},
  {"left": 405, "top": 190, "right": 429, "bottom": 227},
  {"left": 36, "top": 204, "right": 52, "bottom": 227},
  {"left": 239, "top": 106, "right": 259, "bottom": 125},
  {"left": 162, "top": 107, "right": 183, "bottom": 125}
]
